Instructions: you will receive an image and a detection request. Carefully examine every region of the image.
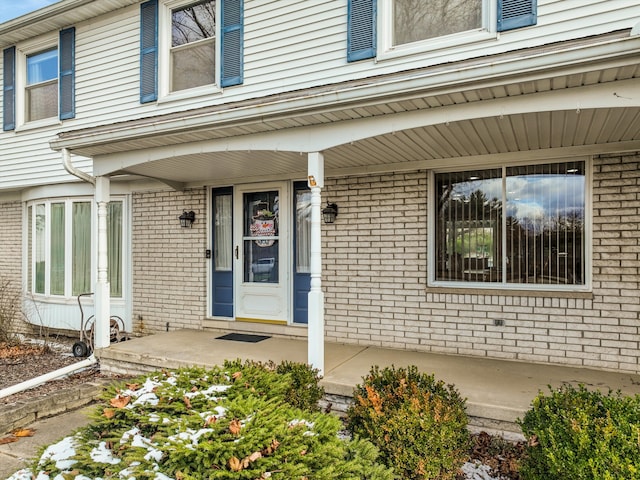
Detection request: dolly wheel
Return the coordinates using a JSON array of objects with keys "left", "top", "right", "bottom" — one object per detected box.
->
[{"left": 72, "top": 341, "right": 89, "bottom": 358}]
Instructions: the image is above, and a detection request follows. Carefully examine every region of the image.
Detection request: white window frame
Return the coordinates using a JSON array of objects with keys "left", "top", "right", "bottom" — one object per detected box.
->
[
  {"left": 24, "top": 196, "right": 129, "bottom": 300},
  {"left": 378, "top": 0, "right": 497, "bottom": 61},
  {"left": 158, "top": 0, "right": 221, "bottom": 102},
  {"left": 14, "top": 33, "right": 60, "bottom": 130},
  {"left": 428, "top": 158, "right": 592, "bottom": 292}
]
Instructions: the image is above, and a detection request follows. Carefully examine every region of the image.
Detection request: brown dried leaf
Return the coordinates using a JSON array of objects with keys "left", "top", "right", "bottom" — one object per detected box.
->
[
  {"left": 125, "top": 383, "right": 140, "bottom": 391},
  {"left": 109, "top": 394, "right": 131, "bottom": 409},
  {"left": 183, "top": 395, "right": 192, "bottom": 410},
  {"left": 248, "top": 451, "right": 262, "bottom": 462},
  {"left": 232, "top": 371, "right": 242, "bottom": 380},
  {"left": 229, "top": 456, "right": 242, "bottom": 472},
  {"left": 103, "top": 408, "right": 116, "bottom": 419},
  {"left": 229, "top": 419, "right": 242, "bottom": 435},
  {"left": 0, "top": 436, "right": 19, "bottom": 445},
  {"left": 12, "top": 428, "right": 35, "bottom": 437}
]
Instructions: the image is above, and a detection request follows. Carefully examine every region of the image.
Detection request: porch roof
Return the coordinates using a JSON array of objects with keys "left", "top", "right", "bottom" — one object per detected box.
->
[{"left": 98, "top": 329, "right": 640, "bottom": 434}]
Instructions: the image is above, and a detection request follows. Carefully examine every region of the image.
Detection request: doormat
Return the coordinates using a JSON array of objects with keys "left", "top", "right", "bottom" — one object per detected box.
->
[{"left": 216, "top": 333, "right": 271, "bottom": 343}]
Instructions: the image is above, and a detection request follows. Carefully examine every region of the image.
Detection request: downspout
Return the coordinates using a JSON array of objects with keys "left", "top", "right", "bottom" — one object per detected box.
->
[
  {"left": 62, "top": 147, "right": 95, "bottom": 185},
  {"left": 0, "top": 356, "right": 97, "bottom": 399}
]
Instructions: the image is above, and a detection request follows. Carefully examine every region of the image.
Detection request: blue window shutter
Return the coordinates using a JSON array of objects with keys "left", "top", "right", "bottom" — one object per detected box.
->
[
  {"left": 221, "top": 0, "right": 243, "bottom": 87},
  {"left": 348, "top": 0, "right": 376, "bottom": 62},
  {"left": 3, "top": 46, "right": 15, "bottom": 131},
  {"left": 59, "top": 27, "right": 75, "bottom": 120},
  {"left": 498, "top": 0, "right": 537, "bottom": 32},
  {"left": 140, "top": 0, "right": 158, "bottom": 103}
]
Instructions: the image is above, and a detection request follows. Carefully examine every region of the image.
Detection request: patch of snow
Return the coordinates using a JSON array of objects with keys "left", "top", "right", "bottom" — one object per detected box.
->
[
  {"left": 461, "top": 461, "right": 504, "bottom": 480},
  {"left": 38, "top": 435, "right": 77, "bottom": 470},
  {"left": 91, "top": 441, "right": 121, "bottom": 464}
]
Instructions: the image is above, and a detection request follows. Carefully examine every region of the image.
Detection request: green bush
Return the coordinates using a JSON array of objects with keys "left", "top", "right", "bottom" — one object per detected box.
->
[
  {"left": 518, "top": 384, "right": 640, "bottom": 480},
  {"left": 27, "top": 364, "right": 394, "bottom": 479},
  {"left": 346, "top": 365, "right": 470, "bottom": 480},
  {"left": 276, "top": 360, "right": 325, "bottom": 411}
]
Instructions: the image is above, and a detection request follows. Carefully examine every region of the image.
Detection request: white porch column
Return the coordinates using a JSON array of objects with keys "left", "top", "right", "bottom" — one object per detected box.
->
[
  {"left": 94, "top": 176, "right": 111, "bottom": 349},
  {"left": 307, "top": 152, "right": 325, "bottom": 376}
]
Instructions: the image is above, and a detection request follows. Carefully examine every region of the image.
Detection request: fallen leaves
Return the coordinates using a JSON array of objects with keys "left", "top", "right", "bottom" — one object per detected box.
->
[
  {"left": 229, "top": 419, "right": 242, "bottom": 435},
  {"left": 0, "top": 428, "right": 36, "bottom": 444},
  {"left": 228, "top": 439, "right": 281, "bottom": 472}
]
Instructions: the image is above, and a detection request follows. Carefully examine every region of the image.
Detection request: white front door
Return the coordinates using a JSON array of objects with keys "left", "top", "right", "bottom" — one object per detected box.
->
[{"left": 234, "top": 183, "right": 290, "bottom": 323}]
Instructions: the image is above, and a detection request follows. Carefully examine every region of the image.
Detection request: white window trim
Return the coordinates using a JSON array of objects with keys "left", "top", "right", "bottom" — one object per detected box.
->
[
  {"left": 427, "top": 157, "right": 593, "bottom": 292},
  {"left": 23, "top": 196, "right": 130, "bottom": 302},
  {"left": 14, "top": 33, "right": 61, "bottom": 131},
  {"left": 157, "top": 0, "right": 222, "bottom": 102},
  {"left": 377, "top": 0, "right": 497, "bottom": 62}
]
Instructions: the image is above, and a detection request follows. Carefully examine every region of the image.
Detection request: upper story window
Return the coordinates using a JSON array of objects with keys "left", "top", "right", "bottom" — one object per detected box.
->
[
  {"left": 26, "top": 48, "right": 58, "bottom": 121},
  {"left": 2, "top": 27, "right": 75, "bottom": 131},
  {"left": 139, "top": 0, "right": 243, "bottom": 103},
  {"left": 393, "top": 0, "right": 483, "bottom": 46},
  {"left": 432, "top": 160, "right": 588, "bottom": 289},
  {"left": 170, "top": 1, "right": 216, "bottom": 92},
  {"left": 347, "top": 0, "right": 537, "bottom": 62}
]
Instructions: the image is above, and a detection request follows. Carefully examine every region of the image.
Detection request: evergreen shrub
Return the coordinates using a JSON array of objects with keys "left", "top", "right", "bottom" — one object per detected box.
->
[
  {"left": 29, "top": 362, "right": 394, "bottom": 479},
  {"left": 519, "top": 384, "right": 640, "bottom": 480},
  {"left": 346, "top": 364, "right": 470, "bottom": 479}
]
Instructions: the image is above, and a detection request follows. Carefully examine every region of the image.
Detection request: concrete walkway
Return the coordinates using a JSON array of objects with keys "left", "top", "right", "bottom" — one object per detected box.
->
[{"left": 98, "top": 329, "right": 640, "bottom": 433}]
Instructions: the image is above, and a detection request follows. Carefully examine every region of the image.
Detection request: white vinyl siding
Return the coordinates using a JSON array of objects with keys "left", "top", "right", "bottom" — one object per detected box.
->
[{"left": 0, "top": 0, "right": 639, "bottom": 189}]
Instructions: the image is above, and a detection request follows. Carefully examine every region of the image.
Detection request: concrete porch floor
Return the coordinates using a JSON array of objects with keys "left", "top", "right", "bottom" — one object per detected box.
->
[{"left": 97, "top": 329, "right": 640, "bottom": 435}]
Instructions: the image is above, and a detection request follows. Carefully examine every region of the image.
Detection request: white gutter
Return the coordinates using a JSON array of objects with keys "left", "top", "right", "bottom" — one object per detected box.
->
[
  {"left": 0, "top": 356, "right": 97, "bottom": 399},
  {"left": 62, "top": 147, "right": 95, "bottom": 185}
]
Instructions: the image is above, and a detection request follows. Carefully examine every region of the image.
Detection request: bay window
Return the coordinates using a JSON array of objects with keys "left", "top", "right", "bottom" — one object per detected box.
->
[
  {"left": 26, "top": 199, "right": 125, "bottom": 298},
  {"left": 434, "top": 161, "right": 587, "bottom": 287}
]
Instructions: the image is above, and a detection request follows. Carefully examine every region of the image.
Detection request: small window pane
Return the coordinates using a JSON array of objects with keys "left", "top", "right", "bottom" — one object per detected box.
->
[
  {"left": 296, "top": 190, "right": 311, "bottom": 274},
  {"left": 27, "top": 48, "right": 57, "bottom": 84},
  {"left": 214, "top": 193, "right": 232, "bottom": 271},
  {"left": 27, "top": 206, "right": 33, "bottom": 292},
  {"left": 505, "top": 162, "right": 585, "bottom": 285},
  {"left": 243, "top": 191, "right": 279, "bottom": 283},
  {"left": 50, "top": 203, "right": 65, "bottom": 295},
  {"left": 72, "top": 202, "right": 91, "bottom": 295},
  {"left": 435, "top": 169, "right": 502, "bottom": 282},
  {"left": 35, "top": 204, "right": 46, "bottom": 294},
  {"left": 108, "top": 202, "right": 123, "bottom": 298},
  {"left": 26, "top": 81, "right": 57, "bottom": 121},
  {"left": 394, "top": 0, "right": 482, "bottom": 45},
  {"left": 170, "top": 38, "right": 215, "bottom": 91},
  {"left": 172, "top": 1, "right": 215, "bottom": 46}
]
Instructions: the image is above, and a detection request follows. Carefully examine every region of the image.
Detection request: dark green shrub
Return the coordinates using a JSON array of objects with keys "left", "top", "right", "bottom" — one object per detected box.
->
[
  {"left": 518, "top": 384, "right": 640, "bottom": 480},
  {"left": 29, "top": 365, "right": 395, "bottom": 479},
  {"left": 276, "top": 360, "right": 325, "bottom": 411},
  {"left": 346, "top": 364, "right": 470, "bottom": 479}
]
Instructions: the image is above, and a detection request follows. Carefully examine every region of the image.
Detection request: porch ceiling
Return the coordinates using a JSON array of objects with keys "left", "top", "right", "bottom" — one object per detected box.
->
[{"left": 112, "top": 106, "right": 640, "bottom": 185}]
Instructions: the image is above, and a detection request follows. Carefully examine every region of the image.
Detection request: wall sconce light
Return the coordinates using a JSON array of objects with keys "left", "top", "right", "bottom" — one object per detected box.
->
[
  {"left": 179, "top": 210, "right": 196, "bottom": 228},
  {"left": 322, "top": 202, "right": 339, "bottom": 224}
]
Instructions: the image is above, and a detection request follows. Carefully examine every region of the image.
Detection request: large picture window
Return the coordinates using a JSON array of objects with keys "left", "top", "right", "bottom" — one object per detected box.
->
[
  {"left": 26, "top": 199, "right": 125, "bottom": 298},
  {"left": 434, "top": 161, "right": 586, "bottom": 287}
]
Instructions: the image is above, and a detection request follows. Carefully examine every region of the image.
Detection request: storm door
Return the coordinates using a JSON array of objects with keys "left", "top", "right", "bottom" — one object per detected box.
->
[{"left": 234, "top": 183, "right": 289, "bottom": 323}]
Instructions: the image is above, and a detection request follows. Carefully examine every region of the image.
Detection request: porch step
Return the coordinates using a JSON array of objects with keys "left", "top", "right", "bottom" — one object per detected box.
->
[{"left": 97, "top": 329, "right": 640, "bottom": 437}]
